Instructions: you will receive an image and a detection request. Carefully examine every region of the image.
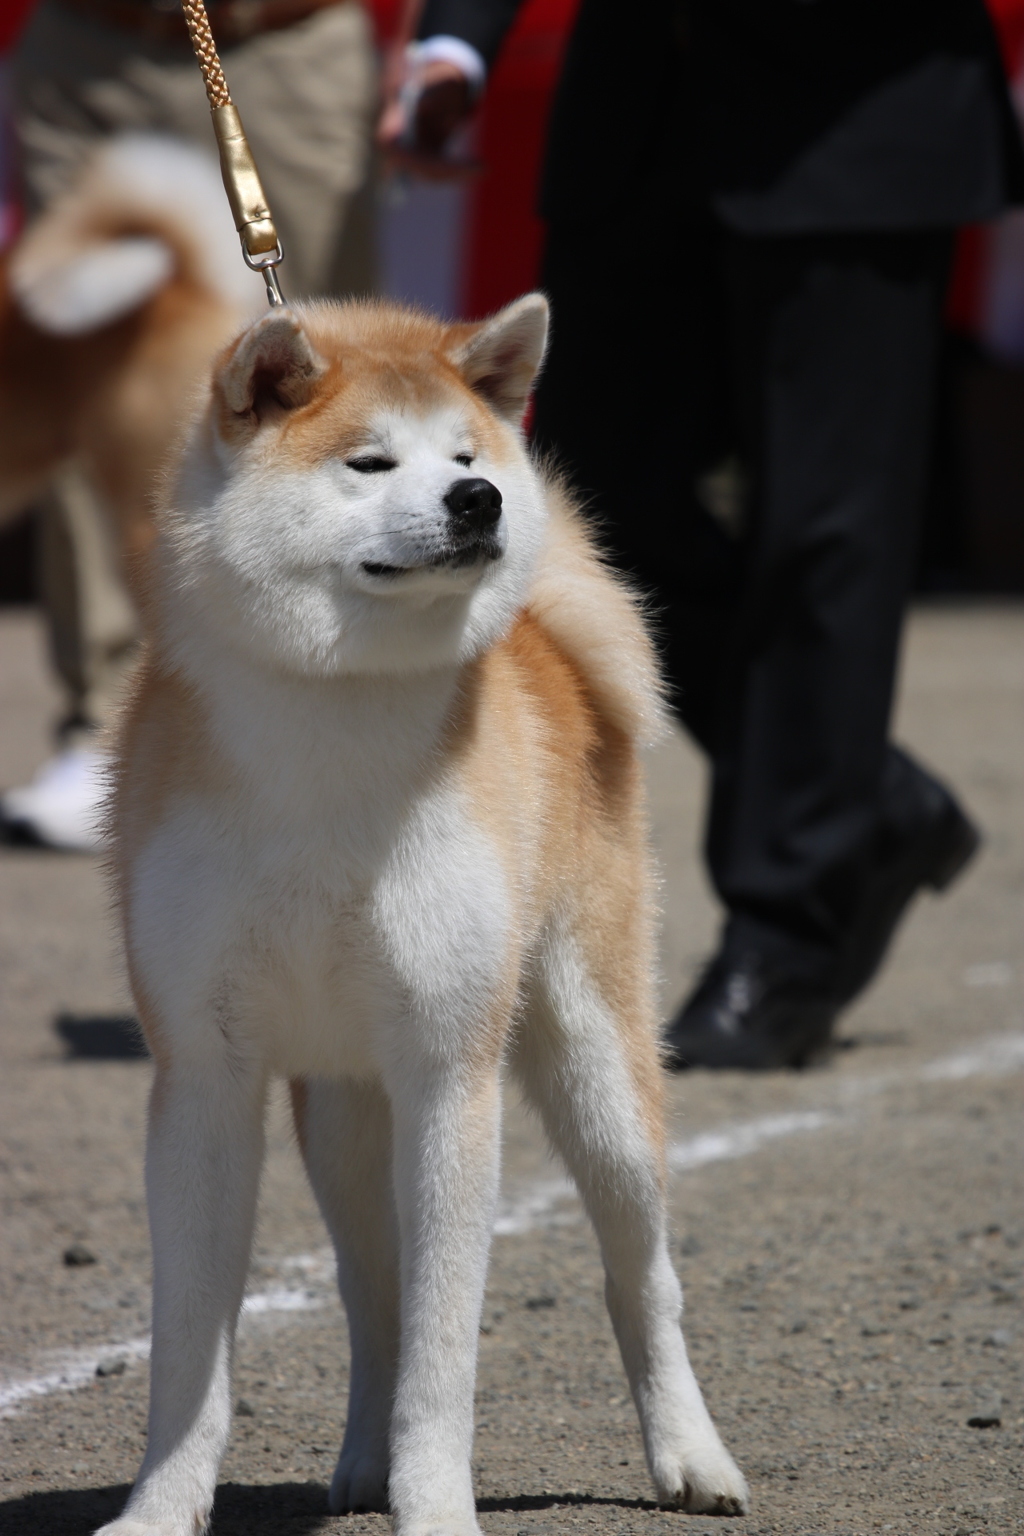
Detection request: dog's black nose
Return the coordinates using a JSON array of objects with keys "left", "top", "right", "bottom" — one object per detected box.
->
[{"left": 444, "top": 477, "right": 502, "bottom": 533}]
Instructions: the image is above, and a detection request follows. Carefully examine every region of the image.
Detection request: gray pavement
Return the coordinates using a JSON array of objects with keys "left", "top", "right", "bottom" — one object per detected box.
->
[{"left": 0, "top": 603, "right": 1021, "bottom": 1536}]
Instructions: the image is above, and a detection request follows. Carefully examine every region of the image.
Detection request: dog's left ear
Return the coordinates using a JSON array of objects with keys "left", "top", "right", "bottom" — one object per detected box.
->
[
  {"left": 450, "top": 293, "right": 549, "bottom": 423},
  {"left": 216, "top": 310, "right": 327, "bottom": 424}
]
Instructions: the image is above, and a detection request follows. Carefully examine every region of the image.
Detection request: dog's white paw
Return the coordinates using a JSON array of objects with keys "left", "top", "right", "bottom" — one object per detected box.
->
[
  {"left": 653, "top": 1439, "right": 750, "bottom": 1516},
  {"left": 394, "top": 1520, "right": 482, "bottom": 1536},
  {"left": 328, "top": 1448, "right": 390, "bottom": 1514}
]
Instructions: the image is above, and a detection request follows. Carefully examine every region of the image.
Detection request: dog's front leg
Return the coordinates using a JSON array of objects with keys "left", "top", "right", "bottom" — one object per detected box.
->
[
  {"left": 96, "top": 1056, "right": 266, "bottom": 1536},
  {"left": 293, "top": 1075, "right": 400, "bottom": 1515},
  {"left": 385, "top": 1060, "right": 501, "bottom": 1536}
]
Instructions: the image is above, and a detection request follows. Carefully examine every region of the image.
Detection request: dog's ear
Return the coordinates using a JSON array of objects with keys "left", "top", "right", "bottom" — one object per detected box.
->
[
  {"left": 216, "top": 311, "right": 327, "bottom": 425},
  {"left": 449, "top": 293, "right": 549, "bottom": 423},
  {"left": 10, "top": 236, "right": 175, "bottom": 336}
]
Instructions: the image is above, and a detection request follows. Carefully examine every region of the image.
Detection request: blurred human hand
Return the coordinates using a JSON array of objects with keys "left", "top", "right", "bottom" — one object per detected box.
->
[{"left": 378, "top": 50, "right": 479, "bottom": 180}]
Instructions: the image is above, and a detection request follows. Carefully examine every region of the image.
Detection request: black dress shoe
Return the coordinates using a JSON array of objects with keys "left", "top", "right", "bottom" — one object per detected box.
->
[
  {"left": 665, "top": 752, "right": 980, "bottom": 1073},
  {"left": 834, "top": 758, "right": 981, "bottom": 1006},
  {"left": 664, "top": 941, "right": 840, "bottom": 1071}
]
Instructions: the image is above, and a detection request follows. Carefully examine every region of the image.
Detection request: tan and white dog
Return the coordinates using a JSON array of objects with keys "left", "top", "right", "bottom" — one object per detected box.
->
[
  {"left": 0, "top": 134, "right": 264, "bottom": 570},
  {"left": 104, "top": 295, "right": 749, "bottom": 1536}
]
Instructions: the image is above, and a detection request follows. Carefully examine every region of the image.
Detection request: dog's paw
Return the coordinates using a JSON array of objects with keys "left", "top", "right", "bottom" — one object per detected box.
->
[
  {"left": 328, "top": 1449, "right": 390, "bottom": 1515},
  {"left": 394, "top": 1520, "right": 482, "bottom": 1536},
  {"left": 653, "top": 1440, "right": 750, "bottom": 1516}
]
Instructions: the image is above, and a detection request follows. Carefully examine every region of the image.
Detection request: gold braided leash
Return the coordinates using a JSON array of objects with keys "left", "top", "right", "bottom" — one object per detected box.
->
[{"left": 180, "top": 0, "right": 286, "bottom": 305}]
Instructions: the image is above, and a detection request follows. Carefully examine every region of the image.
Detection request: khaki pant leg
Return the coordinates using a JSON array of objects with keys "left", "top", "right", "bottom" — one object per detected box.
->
[
  {"left": 36, "top": 467, "right": 139, "bottom": 739},
  {"left": 12, "top": 1, "right": 379, "bottom": 296},
  {"left": 217, "top": 3, "right": 380, "bottom": 297}
]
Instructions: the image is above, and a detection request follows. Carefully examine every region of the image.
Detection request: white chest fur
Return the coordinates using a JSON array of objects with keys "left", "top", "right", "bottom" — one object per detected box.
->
[{"left": 127, "top": 658, "right": 511, "bottom": 1080}]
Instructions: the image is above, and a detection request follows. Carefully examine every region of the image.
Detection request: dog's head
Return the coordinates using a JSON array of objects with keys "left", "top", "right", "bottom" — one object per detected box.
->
[{"left": 163, "top": 296, "right": 550, "bottom": 677}]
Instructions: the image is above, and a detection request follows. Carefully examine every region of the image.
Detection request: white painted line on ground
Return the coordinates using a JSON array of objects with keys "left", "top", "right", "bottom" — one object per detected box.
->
[
  {"left": 240, "top": 1286, "right": 324, "bottom": 1316},
  {"left": 668, "top": 1110, "right": 833, "bottom": 1172},
  {"left": 0, "top": 1336, "right": 151, "bottom": 1416},
  {"left": 0, "top": 1284, "right": 325, "bottom": 1417},
  {"left": 662, "top": 1030, "right": 1024, "bottom": 1176},
  {"left": 3, "top": 1031, "right": 1022, "bottom": 1419},
  {"left": 917, "top": 1031, "right": 1024, "bottom": 1081},
  {"left": 493, "top": 1177, "right": 575, "bottom": 1236}
]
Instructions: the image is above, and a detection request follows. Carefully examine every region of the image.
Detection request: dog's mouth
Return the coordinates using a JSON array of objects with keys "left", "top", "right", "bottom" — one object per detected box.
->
[{"left": 361, "top": 539, "right": 503, "bottom": 580}]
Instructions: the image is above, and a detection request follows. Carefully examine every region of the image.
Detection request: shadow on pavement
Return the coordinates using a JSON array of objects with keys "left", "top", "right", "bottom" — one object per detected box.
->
[
  {"left": 0, "top": 1482, "right": 670, "bottom": 1533},
  {"left": 55, "top": 1013, "right": 149, "bottom": 1060},
  {"left": 0, "top": 820, "right": 93, "bottom": 851},
  {"left": 0, "top": 1480, "right": 334, "bottom": 1534},
  {"left": 478, "top": 1493, "right": 661, "bottom": 1512}
]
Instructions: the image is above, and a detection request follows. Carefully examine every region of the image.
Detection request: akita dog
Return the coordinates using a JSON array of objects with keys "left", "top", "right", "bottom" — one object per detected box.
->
[{"left": 104, "top": 295, "right": 749, "bottom": 1536}]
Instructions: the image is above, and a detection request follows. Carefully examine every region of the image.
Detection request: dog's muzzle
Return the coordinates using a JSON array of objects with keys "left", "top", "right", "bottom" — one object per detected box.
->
[{"left": 361, "top": 478, "right": 505, "bottom": 579}]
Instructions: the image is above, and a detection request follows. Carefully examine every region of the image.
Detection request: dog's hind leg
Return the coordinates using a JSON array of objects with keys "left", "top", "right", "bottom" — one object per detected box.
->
[
  {"left": 96, "top": 1049, "right": 267, "bottom": 1536},
  {"left": 513, "top": 929, "right": 749, "bottom": 1517},
  {"left": 291, "top": 1075, "right": 400, "bottom": 1514}
]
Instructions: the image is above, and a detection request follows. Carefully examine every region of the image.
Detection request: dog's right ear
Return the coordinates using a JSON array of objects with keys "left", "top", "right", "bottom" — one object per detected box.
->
[{"left": 215, "top": 311, "right": 327, "bottom": 431}]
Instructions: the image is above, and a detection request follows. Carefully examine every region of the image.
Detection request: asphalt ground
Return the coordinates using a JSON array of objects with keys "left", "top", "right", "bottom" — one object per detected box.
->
[{"left": 0, "top": 602, "right": 1021, "bottom": 1536}]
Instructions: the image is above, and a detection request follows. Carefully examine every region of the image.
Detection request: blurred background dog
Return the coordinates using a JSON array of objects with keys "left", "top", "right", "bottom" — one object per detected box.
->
[{"left": 0, "top": 135, "right": 265, "bottom": 849}]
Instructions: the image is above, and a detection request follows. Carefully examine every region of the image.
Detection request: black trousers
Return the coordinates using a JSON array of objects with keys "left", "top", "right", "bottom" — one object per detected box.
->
[{"left": 533, "top": 217, "right": 952, "bottom": 957}]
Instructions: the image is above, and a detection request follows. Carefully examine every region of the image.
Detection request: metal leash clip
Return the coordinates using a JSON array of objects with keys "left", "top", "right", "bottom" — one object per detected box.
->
[{"left": 180, "top": 0, "right": 286, "bottom": 306}]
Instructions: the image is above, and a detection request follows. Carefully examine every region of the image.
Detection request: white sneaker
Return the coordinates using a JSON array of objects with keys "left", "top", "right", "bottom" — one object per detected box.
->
[{"left": 0, "top": 746, "right": 109, "bottom": 852}]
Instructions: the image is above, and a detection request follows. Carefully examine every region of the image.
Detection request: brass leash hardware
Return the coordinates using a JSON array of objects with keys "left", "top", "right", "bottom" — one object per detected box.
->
[{"left": 180, "top": 0, "right": 285, "bottom": 306}]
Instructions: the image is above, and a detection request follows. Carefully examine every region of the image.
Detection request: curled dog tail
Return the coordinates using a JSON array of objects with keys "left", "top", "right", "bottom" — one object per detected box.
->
[
  {"left": 8, "top": 133, "right": 264, "bottom": 337},
  {"left": 526, "top": 474, "right": 668, "bottom": 748}
]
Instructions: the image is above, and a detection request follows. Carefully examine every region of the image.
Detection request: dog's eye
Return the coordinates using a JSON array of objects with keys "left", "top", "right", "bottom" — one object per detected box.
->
[
  {"left": 454, "top": 453, "right": 474, "bottom": 468},
  {"left": 347, "top": 455, "right": 397, "bottom": 473}
]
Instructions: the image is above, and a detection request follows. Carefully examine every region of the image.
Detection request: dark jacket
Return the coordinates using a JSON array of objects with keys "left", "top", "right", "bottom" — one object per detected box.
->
[{"left": 418, "top": 0, "right": 1024, "bottom": 230}]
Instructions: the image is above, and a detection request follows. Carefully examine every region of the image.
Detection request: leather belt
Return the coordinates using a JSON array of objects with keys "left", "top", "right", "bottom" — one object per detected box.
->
[{"left": 60, "top": 0, "right": 345, "bottom": 47}]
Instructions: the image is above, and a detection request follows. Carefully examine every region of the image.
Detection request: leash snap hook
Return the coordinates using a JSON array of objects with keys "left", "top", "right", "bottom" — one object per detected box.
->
[{"left": 242, "top": 241, "right": 286, "bottom": 306}]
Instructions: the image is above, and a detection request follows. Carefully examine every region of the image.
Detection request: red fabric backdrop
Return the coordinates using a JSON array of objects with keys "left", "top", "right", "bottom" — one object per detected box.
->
[
  {"left": 946, "top": 0, "right": 1024, "bottom": 330},
  {"left": 0, "top": 0, "right": 36, "bottom": 52},
  {"left": 459, "top": 0, "right": 578, "bottom": 316}
]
